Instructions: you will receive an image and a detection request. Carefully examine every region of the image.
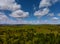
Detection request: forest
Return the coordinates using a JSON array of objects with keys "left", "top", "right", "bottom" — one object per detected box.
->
[{"left": 0, "top": 25, "right": 60, "bottom": 44}]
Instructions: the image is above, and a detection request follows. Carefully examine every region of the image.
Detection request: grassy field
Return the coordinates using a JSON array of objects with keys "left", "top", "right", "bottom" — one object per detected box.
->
[{"left": 0, "top": 24, "right": 60, "bottom": 44}]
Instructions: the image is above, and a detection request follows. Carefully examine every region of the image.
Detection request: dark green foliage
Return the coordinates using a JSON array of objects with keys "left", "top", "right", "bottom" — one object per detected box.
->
[{"left": 0, "top": 25, "right": 60, "bottom": 44}]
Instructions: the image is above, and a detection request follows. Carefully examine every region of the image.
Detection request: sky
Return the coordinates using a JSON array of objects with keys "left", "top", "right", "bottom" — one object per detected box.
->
[{"left": 0, "top": 0, "right": 60, "bottom": 24}]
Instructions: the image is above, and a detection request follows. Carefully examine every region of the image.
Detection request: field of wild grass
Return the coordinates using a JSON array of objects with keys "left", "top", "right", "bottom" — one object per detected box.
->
[{"left": 0, "top": 25, "right": 60, "bottom": 44}]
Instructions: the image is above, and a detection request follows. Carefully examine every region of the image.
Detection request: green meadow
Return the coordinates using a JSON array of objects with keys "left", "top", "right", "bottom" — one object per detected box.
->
[{"left": 0, "top": 25, "right": 60, "bottom": 44}]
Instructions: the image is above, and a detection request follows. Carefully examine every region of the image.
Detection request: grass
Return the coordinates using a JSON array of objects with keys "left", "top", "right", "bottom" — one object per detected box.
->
[
  {"left": 0, "top": 24, "right": 60, "bottom": 33},
  {"left": 0, "top": 24, "right": 60, "bottom": 44}
]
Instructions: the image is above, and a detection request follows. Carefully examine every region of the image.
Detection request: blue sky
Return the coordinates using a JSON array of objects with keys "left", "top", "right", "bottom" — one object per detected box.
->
[{"left": 0, "top": 0, "right": 60, "bottom": 24}]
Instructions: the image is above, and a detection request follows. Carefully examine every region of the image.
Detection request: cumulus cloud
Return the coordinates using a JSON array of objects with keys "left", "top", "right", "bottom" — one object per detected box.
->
[
  {"left": 10, "top": 10, "right": 29, "bottom": 18},
  {"left": 50, "top": 17, "right": 59, "bottom": 23},
  {"left": 0, "top": 12, "right": 27, "bottom": 24},
  {"left": 47, "top": 13, "right": 54, "bottom": 16},
  {"left": 39, "top": 0, "right": 51, "bottom": 8},
  {"left": 0, "top": 0, "right": 29, "bottom": 17},
  {"left": 34, "top": 0, "right": 59, "bottom": 18},
  {"left": 0, "top": 0, "right": 29, "bottom": 18},
  {"left": 0, "top": 0, "right": 21, "bottom": 11},
  {"left": 39, "top": 0, "right": 58, "bottom": 8},
  {"left": 58, "top": 13, "right": 60, "bottom": 16},
  {"left": 52, "top": 17, "right": 59, "bottom": 20},
  {"left": 0, "top": 0, "right": 29, "bottom": 24},
  {"left": 34, "top": 8, "right": 49, "bottom": 17},
  {"left": 51, "top": 0, "right": 58, "bottom": 4},
  {"left": 0, "top": 12, "right": 7, "bottom": 20},
  {"left": 0, "top": 0, "right": 59, "bottom": 24},
  {"left": 0, "top": 12, "right": 10, "bottom": 24}
]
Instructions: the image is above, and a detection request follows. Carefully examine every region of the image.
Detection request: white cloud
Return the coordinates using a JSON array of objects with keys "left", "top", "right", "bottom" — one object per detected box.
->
[
  {"left": 34, "top": 0, "right": 58, "bottom": 18},
  {"left": 34, "top": 8, "right": 49, "bottom": 17},
  {"left": 0, "top": 0, "right": 29, "bottom": 21},
  {"left": 0, "top": 12, "right": 10, "bottom": 24},
  {"left": 0, "top": 12, "right": 25, "bottom": 24},
  {"left": 0, "top": 0, "right": 21, "bottom": 11},
  {"left": 0, "top": 12, "right": 29, "bottom": 24},
  {"left": 25, "top": 20, "right": 48, "bottom": 24},
  {"left": 49, "top": 17, "right": 59, "bottom": 23},
  {"left": 0, "top": 0, "right": 59, "bottom": 24},
  {"left": 52, "top": 17, "right": 59, "bottom": 20},
  {"left": 0, "top": 12, "right": 7, "bottom": 20},
  {"left": 51, "top": 0, "right": 58, "bottom": 4},
  {"left": 39, "top": 0, "right": 51, "bottom": 8},
  {"left": 0, "top": 0, "right": 29, "bottom": 24},
  {"left": 39, "top": 0, "right": 58, "bottom": 8},
  {"left": 47, "top": 13, "right": 54, "bottom": 16},
  {"left": 10, "top": 10, "right": 29, "bottom": 18},
  {"left": 58, "top": 13, "right": 60, "bottom": 16}
]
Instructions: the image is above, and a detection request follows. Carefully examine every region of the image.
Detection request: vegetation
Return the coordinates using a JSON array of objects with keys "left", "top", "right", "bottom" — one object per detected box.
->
[{"left": 0, "top": 24, "right": 60, "bottom": 44}]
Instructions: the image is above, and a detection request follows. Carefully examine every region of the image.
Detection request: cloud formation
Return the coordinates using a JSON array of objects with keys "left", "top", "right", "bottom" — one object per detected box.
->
[
  {"left": 58, "top": 13, "right": 60, "bottom": 16},
  {"left": 52, "top": 17, "right": 59, "bottom": 20},
  {"left": 0, "top": 0, "right": 29, "bottom": 18},
  {"left": 34, "top": 0, "right": 58, "bottom": 17},
  {"left": 0, "top": 0, "right": 59, "bottom": 24},
  {"left": 34, "top": 8, "right": 49, "bottom": 17},
  {"left": 39, "top": 0, "right": 51, "bottom": 8},
  {"left": 0, "top": 12, "right": 28, "bottom": 24},
  {"left": 47, "top": 13, "right": 54, "bottom": 16},
  {"left": 39, "top": 0, "right": 58, "bottom": 8},
  {"left": 10, "top": 10, "right": 29, "bottom": 18},
  {"left": 0, "top": 0, "right": 29, "bottom": 24},
  {"left": 33, "top": 0, "right": 59, "bottom": 24},
  {"left": 0, "top": 0, "right": 21, "bottom": 11}
]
